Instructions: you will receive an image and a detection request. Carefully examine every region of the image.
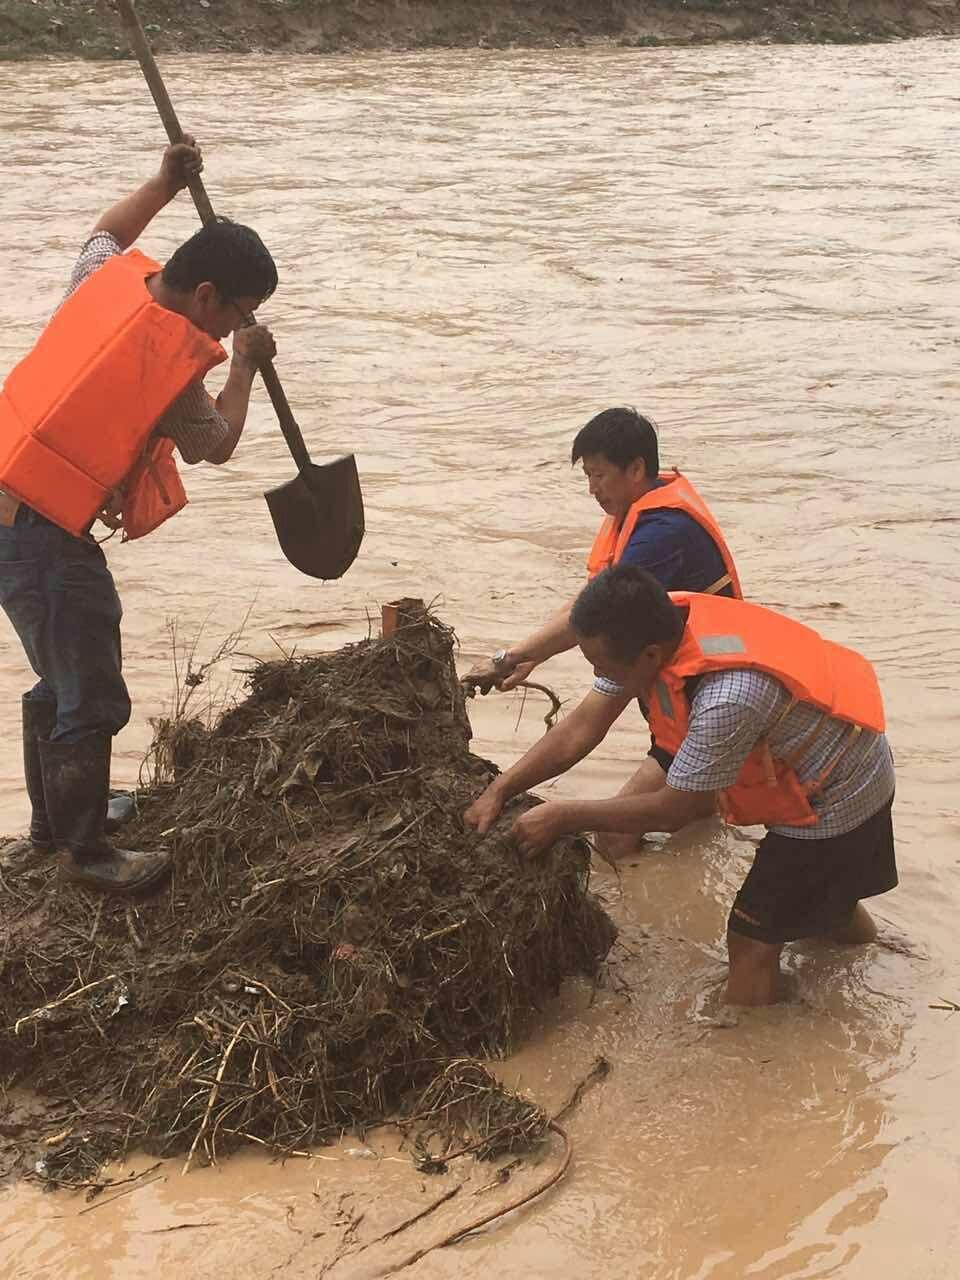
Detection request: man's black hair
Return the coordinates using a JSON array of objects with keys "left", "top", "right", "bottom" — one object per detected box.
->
[
  {"left": 570, "top": 406, "right": 660, "bottom": 476},
  {"left": 571, "top": 564, "right": 684, "bottom": 661},
  {"left": 162, "top": 217, "right": 278, "bottom": 302}
]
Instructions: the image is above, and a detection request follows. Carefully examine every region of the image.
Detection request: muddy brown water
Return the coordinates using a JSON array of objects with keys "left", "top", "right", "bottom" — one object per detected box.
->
[{"left": 1, "top": 38, "right": 959, "bottom": 1280}]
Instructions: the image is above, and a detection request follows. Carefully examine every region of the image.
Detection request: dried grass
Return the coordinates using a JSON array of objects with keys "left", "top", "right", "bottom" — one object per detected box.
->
[{"left": 0, "top": 605, "right": 614, "bottom": 1185}]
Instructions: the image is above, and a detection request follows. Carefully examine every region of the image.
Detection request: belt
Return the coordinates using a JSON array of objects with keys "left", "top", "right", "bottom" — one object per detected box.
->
[{"left": 0, "top": 494, "right": 95, "bottom": 539}]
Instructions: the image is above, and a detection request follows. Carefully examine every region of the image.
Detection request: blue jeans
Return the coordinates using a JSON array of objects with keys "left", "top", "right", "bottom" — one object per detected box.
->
[{"left": 0, "top": 506, "right": 131, "bottom": 742}]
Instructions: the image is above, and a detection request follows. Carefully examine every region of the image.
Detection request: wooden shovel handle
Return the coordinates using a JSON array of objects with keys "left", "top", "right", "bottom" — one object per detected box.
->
[{"left": 115, "top": 0, "right": 312, "bottom": 475}]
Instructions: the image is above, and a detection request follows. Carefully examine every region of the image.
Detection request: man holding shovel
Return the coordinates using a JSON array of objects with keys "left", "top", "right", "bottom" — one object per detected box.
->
[{"left": 0, "top": 137, "right": 277, "bottom": 894}]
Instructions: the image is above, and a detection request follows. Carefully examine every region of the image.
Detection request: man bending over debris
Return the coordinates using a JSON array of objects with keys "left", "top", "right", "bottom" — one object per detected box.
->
[
  {"left": 464, "top": 566, "right": 897, "bottom": 1006},
  {"left": 0, "top": 138, "right": 277, "bottom": 895}
]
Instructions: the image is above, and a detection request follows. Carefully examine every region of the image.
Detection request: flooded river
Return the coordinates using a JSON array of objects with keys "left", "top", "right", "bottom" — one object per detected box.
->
[{"left": 1, "top": 36, "right": 959, "bottom": 1279}]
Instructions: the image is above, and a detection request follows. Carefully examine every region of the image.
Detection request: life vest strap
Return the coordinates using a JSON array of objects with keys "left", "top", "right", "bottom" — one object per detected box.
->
[
  {"left": 762, "top": 691, "right": 867, "bottom": 794},
  {"left": 778, "top": 700, "right": 827, "bottom": 770},
  {"left": 805, "top": 723, "right": 863, "bottom": 798},
  {"left": 704, "top": 572, "right": 732, "bottom": 596}
]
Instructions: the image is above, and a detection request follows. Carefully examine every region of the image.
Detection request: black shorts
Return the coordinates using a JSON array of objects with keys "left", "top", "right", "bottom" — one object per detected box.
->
[{"left": 728, "top": 798, "right": 897, "bottom": 945}]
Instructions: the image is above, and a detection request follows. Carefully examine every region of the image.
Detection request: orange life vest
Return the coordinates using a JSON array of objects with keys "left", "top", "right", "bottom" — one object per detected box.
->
[
  {"left": 0, "top": 249, "right": 226, "bottom": 538},
  {"left": 647, "top": 593, "right": 885, "bottom": 828},
  {"left": 97, "top": 435, "right": 190, "bottom": 543},
  {"left": 586, "top": 470, "right": 743, "bottom": 598}
]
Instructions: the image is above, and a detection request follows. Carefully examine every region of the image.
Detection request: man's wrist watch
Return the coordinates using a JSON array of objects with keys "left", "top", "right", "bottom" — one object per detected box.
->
[{"left": 492, "top": 648, "right": 510, "bottom": 668}]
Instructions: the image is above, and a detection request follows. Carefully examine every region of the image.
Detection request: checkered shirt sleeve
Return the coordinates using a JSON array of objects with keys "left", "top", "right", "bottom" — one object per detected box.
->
[{"left": 593, "top": 675, "right": 626, "bottom": 698}]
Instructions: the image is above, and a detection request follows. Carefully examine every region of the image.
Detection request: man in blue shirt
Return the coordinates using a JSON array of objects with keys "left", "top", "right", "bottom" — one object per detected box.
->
[
  {"left": 466, "top": 406, "right": 741, "bottom": 694},
  {"left": 464, "top": 406, "right": 743, "bottom": 829},
  {"left": 609, "top": 498, "right": 732, "bottom": 587}
]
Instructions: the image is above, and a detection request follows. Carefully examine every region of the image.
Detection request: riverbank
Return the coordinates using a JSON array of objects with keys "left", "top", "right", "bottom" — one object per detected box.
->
[{"left": 1, "top": 0, "right": 958, "bottom": 60}]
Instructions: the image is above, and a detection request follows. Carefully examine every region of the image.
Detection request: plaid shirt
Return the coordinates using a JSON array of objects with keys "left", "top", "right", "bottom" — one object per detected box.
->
[
  {"left": 595, "top": 668, "right": 895, "bottom": 839},
  {"left": 65, "top": 232, "right": 230, "bottom": 464}
]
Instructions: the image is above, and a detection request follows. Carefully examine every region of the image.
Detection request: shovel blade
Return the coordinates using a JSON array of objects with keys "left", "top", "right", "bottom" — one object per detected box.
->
[{"left": 264, "top": 454, "right": 364, "bottom": 580}]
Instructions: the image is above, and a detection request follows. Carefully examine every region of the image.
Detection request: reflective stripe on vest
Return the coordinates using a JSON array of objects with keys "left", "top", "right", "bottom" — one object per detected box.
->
[
  {"left": 586, "top": 470, "right": 743, "bottom": 599},
  {"left": 0, "top": 249, "right": 226, "bottom": 537},
  {"left": 648, "top": 594, "right": 885, "bottom": 828}
]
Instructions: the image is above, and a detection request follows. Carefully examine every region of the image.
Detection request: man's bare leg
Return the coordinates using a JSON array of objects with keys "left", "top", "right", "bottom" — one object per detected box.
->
[
  {"left": 725, "top": 929, "right": 784, "bottom": 1006},
  {"left": 594, "top": 755, "right": 667, "bottom": 861},
  {"left": 822, "top": 901, "right": 877, "bottom": 944}
]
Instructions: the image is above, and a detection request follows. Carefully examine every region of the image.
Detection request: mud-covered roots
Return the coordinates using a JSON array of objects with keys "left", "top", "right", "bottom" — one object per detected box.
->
[
  {"left": 403, "top": 1060, "right": 549, "bottom": 1172},
  {"left": 0, "top": 608, "right": 615, "bottom": 1185}
]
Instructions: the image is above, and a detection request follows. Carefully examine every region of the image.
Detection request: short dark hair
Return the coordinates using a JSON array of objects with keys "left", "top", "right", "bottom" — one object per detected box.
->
[
  {"left": 571, "top": 407, "right": 660, "bottom": 476},
  {"left": 571, "top": 565, "right": 684, "bottom": 661},
  {"left": 162, "top": 217, "right": 278, "bottom": 302}
]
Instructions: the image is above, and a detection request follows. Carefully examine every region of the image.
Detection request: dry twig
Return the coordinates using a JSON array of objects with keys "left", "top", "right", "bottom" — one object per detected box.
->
[
  {"left": 182, "top": 1020, "right": 249, "bottom": 1175},
  {"left": 378, "top": 1122, "right": 572, "bottom": 1276},
  {"left": 13, "top": 975, "right": 119, "bottom": 1035},
  {"left": 514, "top": 680, "right": 563, "bottom": 729}
]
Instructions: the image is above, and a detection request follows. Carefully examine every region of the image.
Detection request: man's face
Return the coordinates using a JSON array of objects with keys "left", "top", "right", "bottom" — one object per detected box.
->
[
  {"left": 188, "top": 284, "right": 263, "bottom": 340},
  {"left": 580, "top": 453, "right": 647, "bottom": 520},
  {"left": 577, "top": 630, "right": 664, "bottom": 699}
]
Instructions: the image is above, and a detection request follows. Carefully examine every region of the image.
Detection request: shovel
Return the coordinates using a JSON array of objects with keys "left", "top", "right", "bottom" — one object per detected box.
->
[{"left": 115, "top": 0, "right": 364, "bottom": 580}]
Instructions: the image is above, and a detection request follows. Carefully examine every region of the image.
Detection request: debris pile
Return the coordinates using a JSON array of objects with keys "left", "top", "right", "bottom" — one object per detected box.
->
[{"left": 0, "top": 604, "right": 615, "bottom": 1184}]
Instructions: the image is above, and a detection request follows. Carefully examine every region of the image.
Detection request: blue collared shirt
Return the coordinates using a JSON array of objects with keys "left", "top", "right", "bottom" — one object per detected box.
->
[{"left": 618, "top": 499, "right": 733, "bottom": 595}]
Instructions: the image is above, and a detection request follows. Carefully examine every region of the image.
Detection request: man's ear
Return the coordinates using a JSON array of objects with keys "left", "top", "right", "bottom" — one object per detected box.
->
[{"left": 193, "top": 281, "right": 218, "bottom": 308}]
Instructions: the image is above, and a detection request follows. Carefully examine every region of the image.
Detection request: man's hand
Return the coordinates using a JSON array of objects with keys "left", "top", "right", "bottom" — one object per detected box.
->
[
  {"left": 512, "top": 801, "right": 574, "bottom": 859},
  {"left": 93, "top": 133, "right": 204, "bottom": 249},
  {"left": 158, "top": 135, "right": 203, "bottom": 196},
  {"left": 233, "top": 324, "right": 277, "bottom": 368},
  {"left": 497, "top": 659, "right": 538, "bottom": 691},
  {"left": 463, "top": 785, "right": 506, "bottom": 835},
  {"left": 463, "top": 656, "right": 512, "bottom": 695},
  {"left": 463, "top": 654, "right": 537, "bottom": 695}
]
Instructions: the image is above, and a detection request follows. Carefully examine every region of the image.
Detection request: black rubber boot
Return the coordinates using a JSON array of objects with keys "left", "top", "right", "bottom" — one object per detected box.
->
[
  {"left": 22, "top": 695, "right": 136, "bottom": 842},
  {"left": 38, "top": 733, "right": 170, "bottom": 896},
  {"left": 22, "top": 695, "right": 57, "bottom": 848}
]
